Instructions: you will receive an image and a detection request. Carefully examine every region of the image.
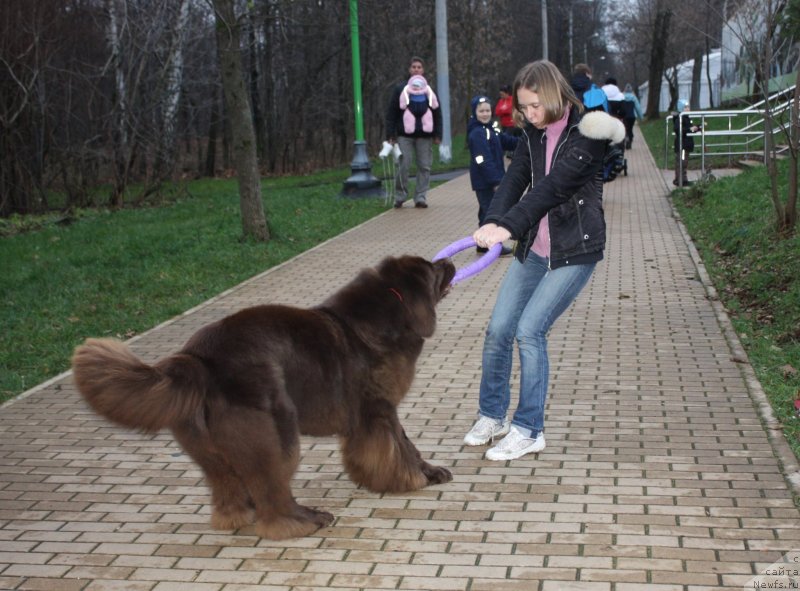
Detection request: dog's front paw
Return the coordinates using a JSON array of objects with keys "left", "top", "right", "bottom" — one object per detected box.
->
[
  {"left": 422, "top": 463, "right": 452, "bottom": 486},
  {"left": 302, "top": 506, "right": 335, "bottom": 528}
]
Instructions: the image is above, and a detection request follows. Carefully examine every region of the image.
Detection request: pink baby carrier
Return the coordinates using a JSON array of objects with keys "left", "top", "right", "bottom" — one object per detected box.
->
[{"left": 399, "top": 75, "right": 439, "bottom": 134}]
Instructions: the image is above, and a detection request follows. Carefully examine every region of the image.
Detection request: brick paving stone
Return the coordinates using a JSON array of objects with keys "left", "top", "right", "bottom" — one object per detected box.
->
[
  {"left": 130, "top": 567, "right": 198, "bottom": 582},
  {"left": 151, "top": 583, "right": 221, "bottom": 591},
  {"left": 194, "top": 569, "right": 263, "bottom": 585},
  {"left": 14, "top": 578, "right": 87, "bottom": 591},
  {"left": 1, "top": 140, "right": 799, "bottom": 589}
]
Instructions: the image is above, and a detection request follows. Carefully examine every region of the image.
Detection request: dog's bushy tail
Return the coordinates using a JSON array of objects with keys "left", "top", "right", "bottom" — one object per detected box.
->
[{"left": 72, "top": 338, "right": 206, "bottom": 433}]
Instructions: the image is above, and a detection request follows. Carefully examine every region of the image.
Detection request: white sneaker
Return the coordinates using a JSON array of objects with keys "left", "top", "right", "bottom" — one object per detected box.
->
[
  {"left": 464, "top": 416, "right": 510, "bottom": 446},
  {"left": 485, "top": 427, "right": 545, "bottom": 461}
]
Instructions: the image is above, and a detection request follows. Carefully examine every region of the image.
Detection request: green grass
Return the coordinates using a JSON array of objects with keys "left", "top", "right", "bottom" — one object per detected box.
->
[
  {"left": 641, "top": 116, "right": 800, "bottom": 459},
  {"left": 0, "top": 138, "right": 470, "bottom": 404},
  {"left": 0, "top": 177, "right": 388, "bottom": 401}
]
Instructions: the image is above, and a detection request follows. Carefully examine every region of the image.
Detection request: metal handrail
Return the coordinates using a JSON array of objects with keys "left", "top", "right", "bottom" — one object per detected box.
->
[
  {"left": 744, "top": 85, "right": 796, "bottom": 111},
  {"left": 663, "top": 85, "right": 795, "bottom": 182}
]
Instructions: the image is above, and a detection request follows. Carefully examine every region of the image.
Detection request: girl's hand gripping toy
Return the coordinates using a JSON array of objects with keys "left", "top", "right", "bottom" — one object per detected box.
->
[{"left": 432, "top": 237, "right": 502, "bottom": 285}]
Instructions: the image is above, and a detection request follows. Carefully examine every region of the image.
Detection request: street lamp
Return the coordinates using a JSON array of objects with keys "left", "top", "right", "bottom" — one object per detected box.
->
[
  {"left": 583, "top": 32, "right": 601, "bottom": 65},
  {"left": 435, "top": 0, "right": 452, "bottom": 163},
  {"left": 342, "top": 0, "right": 381, "bottom": 198},
  {"left": 541, "top": 0, "right": 548, "bottom": 60}
]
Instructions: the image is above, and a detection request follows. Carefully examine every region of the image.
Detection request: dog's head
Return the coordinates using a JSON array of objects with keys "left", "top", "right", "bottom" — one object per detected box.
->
[{"left": 375, "top": 255, "right": 456, "bottom": 338}]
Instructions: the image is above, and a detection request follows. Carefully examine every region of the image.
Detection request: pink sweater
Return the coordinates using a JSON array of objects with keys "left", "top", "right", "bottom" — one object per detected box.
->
[{"left": 531, "top": 106, "right": 571, "bottom": 259}]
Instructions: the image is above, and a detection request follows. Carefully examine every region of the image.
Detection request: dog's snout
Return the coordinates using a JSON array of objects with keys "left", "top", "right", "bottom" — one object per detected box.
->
[{"left": 433, "top": 259, "right": 456, "bottom": 294}]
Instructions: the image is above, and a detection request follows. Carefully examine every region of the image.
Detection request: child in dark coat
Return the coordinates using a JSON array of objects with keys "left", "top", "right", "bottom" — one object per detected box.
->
[
  {"left": 467, "top": 95, "right": 518, "bottom": 254},
  {"left": 673, "top": 98, "right": 701, "bottom": 186}
]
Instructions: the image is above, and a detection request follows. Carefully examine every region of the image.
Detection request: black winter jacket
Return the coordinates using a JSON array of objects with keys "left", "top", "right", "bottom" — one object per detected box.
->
[
  {"left": 672, "top": 113, "right": 695, "bottom": 153},
  {"left": 484, "top": 108, "right": 625, "bottom": 269}
]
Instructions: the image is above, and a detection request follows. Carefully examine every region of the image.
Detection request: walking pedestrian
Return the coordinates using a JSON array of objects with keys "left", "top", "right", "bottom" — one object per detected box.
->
[
  {"left": 621, "top": 83, "right": 643, "bottom": 149},
  {"left": 385, "top": 57, "right": 442, "bottom": 209}
]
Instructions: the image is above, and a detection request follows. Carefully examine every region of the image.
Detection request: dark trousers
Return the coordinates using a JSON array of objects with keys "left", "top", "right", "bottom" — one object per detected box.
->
[
  {"left": 674, "top": 150, "right": 690, "bottom": 184},
  {"left": 623, "top": 118, "right": 636, "bottom": 146},
  {"left": 476, "top": 188, "right": 495, "bottom": 226}
]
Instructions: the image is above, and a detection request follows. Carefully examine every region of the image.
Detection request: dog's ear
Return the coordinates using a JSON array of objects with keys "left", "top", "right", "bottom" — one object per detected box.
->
[{"left": 407, "top": 290, "right": 437, "bottom": 338}]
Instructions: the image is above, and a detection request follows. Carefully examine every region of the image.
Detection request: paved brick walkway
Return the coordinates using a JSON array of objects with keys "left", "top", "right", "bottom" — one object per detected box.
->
[{"left": 2, "top": 143, "right": 799, "bottom": 590}]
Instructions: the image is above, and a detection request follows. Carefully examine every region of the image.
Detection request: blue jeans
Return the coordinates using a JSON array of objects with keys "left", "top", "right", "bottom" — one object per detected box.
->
[{"left": 478, "top": 252, "right": 596, "bottom": 437}]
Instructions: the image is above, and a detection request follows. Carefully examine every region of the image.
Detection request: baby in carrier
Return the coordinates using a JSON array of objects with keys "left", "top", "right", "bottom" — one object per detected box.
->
[{"left": 400, "top": 75, "right": 439, "bottom": 135}]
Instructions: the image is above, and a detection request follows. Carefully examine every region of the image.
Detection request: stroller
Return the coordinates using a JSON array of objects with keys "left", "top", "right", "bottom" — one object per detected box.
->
[{"left": 603, "top": 142, "right": 627, "bottom": 182}]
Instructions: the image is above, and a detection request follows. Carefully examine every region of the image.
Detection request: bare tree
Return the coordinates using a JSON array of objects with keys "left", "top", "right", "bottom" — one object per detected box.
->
[
  {"left": 724, "top": 0, "right": 796, "bottom": 236},
  {"left": 105, "top": 0, "right": 131, "bottom": 207},
  {"left": 155, "top": 0, "right": 192, "bottom": 177},
  {"left": 0, "top": 0, "right": 64, "bottom": 215},
  {"left": 1, "top": 0, "right": 617, "bottom": 222},
  {"left": 645, "top": 0, "right": 672, "bottom": 119},
  {"left": 210, "top": 0, "right": 269, "bottom": 241}
]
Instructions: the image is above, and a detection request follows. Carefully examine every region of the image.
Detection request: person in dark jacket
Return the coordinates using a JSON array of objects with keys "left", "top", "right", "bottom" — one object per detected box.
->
[
  {"left": 622, "top": 83, "right": 643, "bottom": 149},
  {"left": 569, "top": 63, "right": 593, "bottom": 98},
  {"left": 672, "top": 98, "right": 700, "bottom": 186},
  {"left": 467, "top": 94, "right": 518, "bottom": 255},
  {"left": 463, "top": 60, "right": 625, "bottom": 461},
  {"left": 385, "top": 57, "right": 443, "bottom": 209}
]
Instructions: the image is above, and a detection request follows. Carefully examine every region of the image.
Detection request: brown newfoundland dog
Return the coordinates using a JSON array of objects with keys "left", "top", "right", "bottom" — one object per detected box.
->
[{"left": 72, "top": 255, "right": 455, "bottom": 540}]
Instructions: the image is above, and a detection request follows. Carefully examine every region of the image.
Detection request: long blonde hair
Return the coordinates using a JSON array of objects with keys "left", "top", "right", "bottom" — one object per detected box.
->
[{"left": 512, "top": 60, "right": 583, "bottom": 127}]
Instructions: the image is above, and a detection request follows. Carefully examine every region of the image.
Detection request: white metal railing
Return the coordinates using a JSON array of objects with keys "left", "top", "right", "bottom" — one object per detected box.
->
[{"left": 663, "top": 85, "right": 795, "bottom": 181}]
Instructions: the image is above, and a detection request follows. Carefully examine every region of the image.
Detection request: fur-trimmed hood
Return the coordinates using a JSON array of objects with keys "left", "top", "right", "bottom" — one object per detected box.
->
[{"left": 578, "top": 110, "right": 626, "bottom": 145}]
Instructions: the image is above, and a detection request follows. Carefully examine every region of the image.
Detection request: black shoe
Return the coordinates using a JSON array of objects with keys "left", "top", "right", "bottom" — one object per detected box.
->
[
  {"left": 414, "top": 200, "right": 428, "bottom": 208},
  {"left": 500, "top": 246, "right": 513, "bottom": 256},
  {"left": 476, "top": 246, "right": 489, "bottom": 254}
]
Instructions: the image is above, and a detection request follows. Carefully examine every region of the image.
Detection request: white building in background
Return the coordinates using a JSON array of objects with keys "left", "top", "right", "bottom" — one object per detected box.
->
[
  {"left": 638, "top": 50, "right": 721, "bottom": 112},
  {"left": 720, "top": 1, "right": 797, "bottom": 101}
]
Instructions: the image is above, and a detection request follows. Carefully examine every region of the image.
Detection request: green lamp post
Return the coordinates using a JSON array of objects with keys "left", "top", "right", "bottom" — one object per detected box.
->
[{"left": 342, "top": 0, "right": 382, "bottom": 197}]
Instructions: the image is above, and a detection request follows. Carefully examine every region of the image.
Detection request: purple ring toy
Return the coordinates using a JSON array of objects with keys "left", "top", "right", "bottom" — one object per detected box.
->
[{"left": 432, "top": 236, "right": 502, "bottom": 285}]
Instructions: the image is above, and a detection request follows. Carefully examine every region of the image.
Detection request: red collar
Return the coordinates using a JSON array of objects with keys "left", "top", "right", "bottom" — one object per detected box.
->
[{"left": 388, "top": 287, "right": 403, "bottom": 302}]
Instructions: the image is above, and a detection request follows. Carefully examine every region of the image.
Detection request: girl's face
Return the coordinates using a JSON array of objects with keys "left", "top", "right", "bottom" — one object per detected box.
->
[
  {"left": 517, "top": 88, "right": 546, "bottom": 129},
  {"left": 475, "top": 103, "right": 493, "bottom": 124}
]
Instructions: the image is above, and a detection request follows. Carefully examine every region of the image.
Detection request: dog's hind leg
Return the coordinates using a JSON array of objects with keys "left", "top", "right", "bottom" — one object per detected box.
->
[
  {"left": 211, "top": 407, "right": 334, "bottom": 540},
  {"left": 341, "top": 404, "right": 453, "bottom": 493},
  {"left": 172, "top": 423, "right": 254, "bottom": 530}
]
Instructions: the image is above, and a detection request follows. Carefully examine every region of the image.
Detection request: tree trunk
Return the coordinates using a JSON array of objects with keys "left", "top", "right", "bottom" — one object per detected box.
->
[
  {"left": 107, "top": 0, "right": 129, "bottom": 207},
  {"left": 645, "top": 3, "right": 671, "bottom": 120},
  {"left": 704, "top": 32, "right": 715, "bottom": 108},
  {"left": 690, "top": 49, "right": 703, "bottom": 109},
  {"left": 786, "top": 66, "right": 799, "bottom": 236},
  {"left": 156, "top": 0, "right": 191, "bottom": 178},
  {"left": 757, "top": 0, "right": 787, "bottom": 235},
  {"left": 247, "top": 15, "right": 265, "bottom": 158},
  {"left": 212, "top": 0, "right": 269, "bottom": 242}
]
